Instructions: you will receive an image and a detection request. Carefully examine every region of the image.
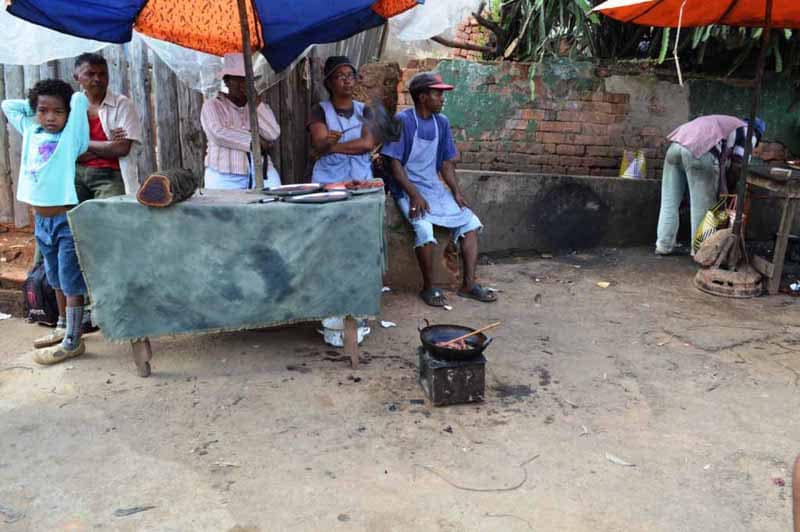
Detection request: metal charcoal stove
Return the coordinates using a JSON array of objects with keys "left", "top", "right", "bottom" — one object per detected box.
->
[{"left": 418, "top": 348, "right": 486, "bottom": 406}]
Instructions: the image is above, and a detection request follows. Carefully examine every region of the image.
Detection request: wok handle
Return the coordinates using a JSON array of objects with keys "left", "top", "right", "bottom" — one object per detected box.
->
[
  {"left": 482, "top": 336, "right": 493, "bottom": 349},
  {"left": 417, "top": 318, "right": 430, "bottom": 332}
]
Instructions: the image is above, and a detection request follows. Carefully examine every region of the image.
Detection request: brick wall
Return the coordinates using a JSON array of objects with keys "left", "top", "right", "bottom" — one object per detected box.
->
[
  {"left": 451, "top": 17, "right": 488, "bottom": 61},
  {"left": 398, "top": 59, "right": 664, "bottom": 178},
  {"left": 396, "top": 58, "right": 797, "bottom": 179}
]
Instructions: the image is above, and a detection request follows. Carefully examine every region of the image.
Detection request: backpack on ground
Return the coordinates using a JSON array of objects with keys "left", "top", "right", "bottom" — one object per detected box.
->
[{"left": 21, "top": 262, "right": 59, "bottom": 327}]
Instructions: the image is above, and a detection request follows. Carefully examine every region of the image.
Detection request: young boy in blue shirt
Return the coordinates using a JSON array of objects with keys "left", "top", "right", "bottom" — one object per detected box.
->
[{"left": 2, "top": 80, "right": 90, "bottom": 364}]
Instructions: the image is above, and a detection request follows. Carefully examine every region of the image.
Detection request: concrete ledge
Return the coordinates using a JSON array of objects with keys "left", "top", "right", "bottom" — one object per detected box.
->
[
  {"left": 383, "top": 199, "right": 462, "bottom": 292},
  {"left": 458, "top": 170, "right": 663, "bottom": 253}
]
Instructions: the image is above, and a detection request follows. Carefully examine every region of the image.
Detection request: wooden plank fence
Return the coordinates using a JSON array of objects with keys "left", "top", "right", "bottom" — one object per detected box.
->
[{"left": 0, "top": 26, "right": 385, "bottom": 228}]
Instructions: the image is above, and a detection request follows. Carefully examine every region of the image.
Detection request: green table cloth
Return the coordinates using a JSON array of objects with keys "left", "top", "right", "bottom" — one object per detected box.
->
[{"left": 69, "top": 190, "right": 386, "bottom": 342}]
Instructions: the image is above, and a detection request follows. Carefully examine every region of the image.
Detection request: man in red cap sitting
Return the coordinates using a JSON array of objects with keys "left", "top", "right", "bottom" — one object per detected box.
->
[{"left": 381, "top": 72, "right": 497, "bottom": 307}]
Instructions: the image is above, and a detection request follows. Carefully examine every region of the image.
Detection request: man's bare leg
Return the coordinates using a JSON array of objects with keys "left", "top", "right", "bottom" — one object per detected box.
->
[
  {"left": 415, "top": 243, "right": 436, "bottom": 292},
  {"left": 460, "top": 230, "right": 479, "bottom": 292}
]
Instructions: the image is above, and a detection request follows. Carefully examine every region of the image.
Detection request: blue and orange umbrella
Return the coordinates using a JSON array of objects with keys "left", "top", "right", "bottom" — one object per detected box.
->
[
  {"left": 6, "top": 0, "right": 421, "bottom": 71},
  {"left": 6, "top": 0, "right": 421, "bottom": 187}
]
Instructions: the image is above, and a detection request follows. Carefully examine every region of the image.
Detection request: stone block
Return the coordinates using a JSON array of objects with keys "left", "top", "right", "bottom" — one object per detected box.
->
[
  {"left": 384, "top": 198, "right": 462, "bottom": 291},
  {"left": 556, "top": 145, "right": 585, "bottom": 156}
]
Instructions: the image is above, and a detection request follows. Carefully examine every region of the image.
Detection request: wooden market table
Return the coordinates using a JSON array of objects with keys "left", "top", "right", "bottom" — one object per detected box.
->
[
  {"left": 69, "top": 190, "right": 386, "bottom": 376},
  {"left": 746, "top": 166, "right": 800, "bottom": 295}
]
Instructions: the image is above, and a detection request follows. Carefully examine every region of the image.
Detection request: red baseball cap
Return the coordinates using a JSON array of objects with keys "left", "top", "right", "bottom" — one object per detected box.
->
[{"left": 408, "top": 72, "right": 454, "bottom": 93}]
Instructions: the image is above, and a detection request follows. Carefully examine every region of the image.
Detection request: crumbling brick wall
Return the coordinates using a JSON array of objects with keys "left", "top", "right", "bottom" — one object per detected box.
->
[{"left": 396, "top": 57, "right": 797, "bottom": 179}]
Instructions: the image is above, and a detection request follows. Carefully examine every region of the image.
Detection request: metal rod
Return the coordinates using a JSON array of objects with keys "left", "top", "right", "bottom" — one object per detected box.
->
[
  {"left": 236, "top": 0, "right": 264, "bottom": 191},
  {"left": 732, "top": 0, "right": 773, "bottom": 238}
]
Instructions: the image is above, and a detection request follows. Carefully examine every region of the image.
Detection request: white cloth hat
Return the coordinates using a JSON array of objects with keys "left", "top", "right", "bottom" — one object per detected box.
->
[{"left": 218, "top": 53, "right": 260, "bottom": 79}]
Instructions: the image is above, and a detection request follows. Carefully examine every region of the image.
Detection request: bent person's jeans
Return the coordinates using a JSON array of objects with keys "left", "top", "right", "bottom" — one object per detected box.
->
[{"left": 656, "top": 142, "right": 719, "bottom": 253}]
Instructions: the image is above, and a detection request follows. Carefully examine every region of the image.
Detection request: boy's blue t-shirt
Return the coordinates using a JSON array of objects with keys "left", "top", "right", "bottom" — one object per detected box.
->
[{"left": 1, "top": 92, "right": 89, "bottom": 207}]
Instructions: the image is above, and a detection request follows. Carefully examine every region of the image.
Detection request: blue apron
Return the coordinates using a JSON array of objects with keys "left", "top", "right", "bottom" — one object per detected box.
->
[
  {"left": 397, "top": 111, "right": 474, "bottom": 227},
  {"left": 311, "top": 100, "right": 373, "bottom": 184}
]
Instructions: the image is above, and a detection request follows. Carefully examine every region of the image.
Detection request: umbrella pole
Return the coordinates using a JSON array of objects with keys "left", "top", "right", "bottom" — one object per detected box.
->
[
  {"left": 237, "top": 0, "right": 264, "bottom": 190},
  {"left": 732, "top": 0, "right": 773, "bottom": 239}
]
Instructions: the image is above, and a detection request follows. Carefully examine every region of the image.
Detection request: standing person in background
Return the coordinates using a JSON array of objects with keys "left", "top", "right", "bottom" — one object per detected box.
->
[
  {"left": 2, "top": 80, "right": 90, "bottom": 364},
  {"left": 308, "top": 55, "right": 375, "bottom": 184},
  {"left": 201, "top": 53, "right": 281, "bottom": 190},
  {"left": 73, "top": 53, "right": 141, "bottom": 199}
]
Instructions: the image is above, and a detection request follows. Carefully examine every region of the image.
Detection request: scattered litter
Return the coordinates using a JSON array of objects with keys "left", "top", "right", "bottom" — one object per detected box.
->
[
  {"left": 703, "top": 464, "right": 712, "bottom": 470},
  {"left": 597, "top": 281, "right": 611, "bottom": 289},
  {"left": 533, "top": 294, "right": 542, "bottom": 304},
  {"left": 409, "top": 399, "right": 425, "bottom": 405},
  {"left": 338, "top": 514, "right": 351, "bottom": 522},
  {"left": 0, "top": 504, "right": 24, "bottom": 524},
  {"left": 387, "top": 403, "right": 398, "bottom": 412},
  {"left": 541, "top": 254, "right": 553, "bottom": 259},
  {"left": 443, "top": 425, "right": 453, "bottom": 434},
  {"left": 65, "top": 365, "right": 75, "bottom": 370},
  {"left": 211, "top": 462, "right": 240, "bottom": 469},
  {"left": 382, "top": 286, "right": 392, "bottom": 293},
  {"left": 790, "top": 282, "right": 800, "bottom": 292},
  {"left": 414, "top": 455, "right": 539, "bottom": 493},
  {"left": 486, "top": 287, "right": 501, "bottom": 293},
  {"left": 380, "top": 320, "right": 397, "bottom": 328},
  {"left": 347, "top": 375, "right": 362, "bottom": 383},
  {"left": 605, "top": 453, "right": 635, "bottom": 467},
  {"left": 564, "top": 399, "right": 579, "bottom": 408},
  {"left": 0, "top": 312, "right": 11, "bottom": 320},
  {"left": 113, "top": 506, "right": 156, "bottom": 518},
  {"left": 190, "top": 439, "right": 218, "bottom": 455},
  {"left": 706, "top": 383, "right": 720, "bottom": 392},
  {"left": 286, "top": 364, "right": 311, "bottom": 374},
  {"left": 773, "top": 477, "right": 786, "bottom": 487},
  {"left": 656, "top": 342, "right": 668, "bottom": 347},
  {"left": 443, "top": 305, "right": 453, "bottom": 311},
  {"left": 580, "top": 425, "right": 590, "bottom": 437}
]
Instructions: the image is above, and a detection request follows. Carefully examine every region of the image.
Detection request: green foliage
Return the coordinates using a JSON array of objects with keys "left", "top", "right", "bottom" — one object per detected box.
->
[{"left": 486, "top": 0, "right": 799, "bottom": 76}]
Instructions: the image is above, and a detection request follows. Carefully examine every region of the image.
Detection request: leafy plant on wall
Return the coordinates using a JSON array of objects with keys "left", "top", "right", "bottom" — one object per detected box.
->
[{"left": 436, "top": 1, "right": 799, "bottom": 77}]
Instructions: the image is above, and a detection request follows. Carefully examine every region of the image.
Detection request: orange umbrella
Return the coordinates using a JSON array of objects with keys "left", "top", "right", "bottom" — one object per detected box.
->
[
  {"left": 594, "top": 0, "right": 799, "bottom": 238},
  {"left": 593, "top": 0, "right": 800, "bottom": 29}
]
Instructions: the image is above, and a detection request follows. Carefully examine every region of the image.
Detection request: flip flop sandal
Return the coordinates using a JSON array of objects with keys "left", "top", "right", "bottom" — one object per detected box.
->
[
  {"left": 420, "top": 288, "right": 447, "bottom": 307},
  {"left": 457, "top": 284, "right": 497, "bottom": 303}
]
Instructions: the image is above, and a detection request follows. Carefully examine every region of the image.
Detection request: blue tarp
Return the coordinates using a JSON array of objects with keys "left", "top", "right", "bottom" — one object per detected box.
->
[{"left": 6, "top": 0, "right": 405, "bottom": 70}]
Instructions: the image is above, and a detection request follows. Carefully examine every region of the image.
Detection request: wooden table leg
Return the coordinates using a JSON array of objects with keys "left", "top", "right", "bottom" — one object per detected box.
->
[
  {"left": 794, "top": 453, "right": 800, "bottom": 532},
  {"left": 131, "top": 338, "right": 153, "bottom": 377},
  {"left": 768, "top": 198, "right": 798, "bottom": 295},
  {"left": 344, "top": 316, "right": 359, "bottom": 369}
]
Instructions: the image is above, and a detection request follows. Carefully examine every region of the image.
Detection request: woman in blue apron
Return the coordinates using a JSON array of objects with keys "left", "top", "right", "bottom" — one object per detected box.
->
[
  {"left": 309, "top": 56, "right": 375, "bottom": 184},
  {"left": 381, "top": 72, "right": 497, "bottom": 307}
]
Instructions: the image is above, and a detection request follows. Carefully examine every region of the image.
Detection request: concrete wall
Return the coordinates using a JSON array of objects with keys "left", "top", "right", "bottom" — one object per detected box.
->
[
  {"left": 384, "top": 169, "right": 793, "bottom": 290},
  {"left": 384, "top": 170, "right": 665, "bottom": 289}
]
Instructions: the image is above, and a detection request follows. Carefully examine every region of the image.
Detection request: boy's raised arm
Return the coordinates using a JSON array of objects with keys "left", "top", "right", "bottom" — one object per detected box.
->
[
  {"left": 1, "top": 99, "right": 36, "bottom": 135},
  {"left": 63, "top": 92, "right": 90, "bottom": 155}
]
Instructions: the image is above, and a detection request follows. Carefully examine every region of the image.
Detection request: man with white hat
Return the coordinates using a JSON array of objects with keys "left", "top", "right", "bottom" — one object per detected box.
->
[{"left": 201, "top": 53, "right": 281, "bottom": 190}]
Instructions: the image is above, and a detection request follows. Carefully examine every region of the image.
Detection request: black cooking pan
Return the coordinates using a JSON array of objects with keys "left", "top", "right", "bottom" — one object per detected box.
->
[{"left": 418, "top": 319, "right": 493, "bottom": 361}]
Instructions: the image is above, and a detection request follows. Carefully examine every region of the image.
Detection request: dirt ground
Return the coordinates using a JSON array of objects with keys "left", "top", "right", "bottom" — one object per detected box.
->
[{"left": 1, "top": 248, "right": 799, "bottom": 532}]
